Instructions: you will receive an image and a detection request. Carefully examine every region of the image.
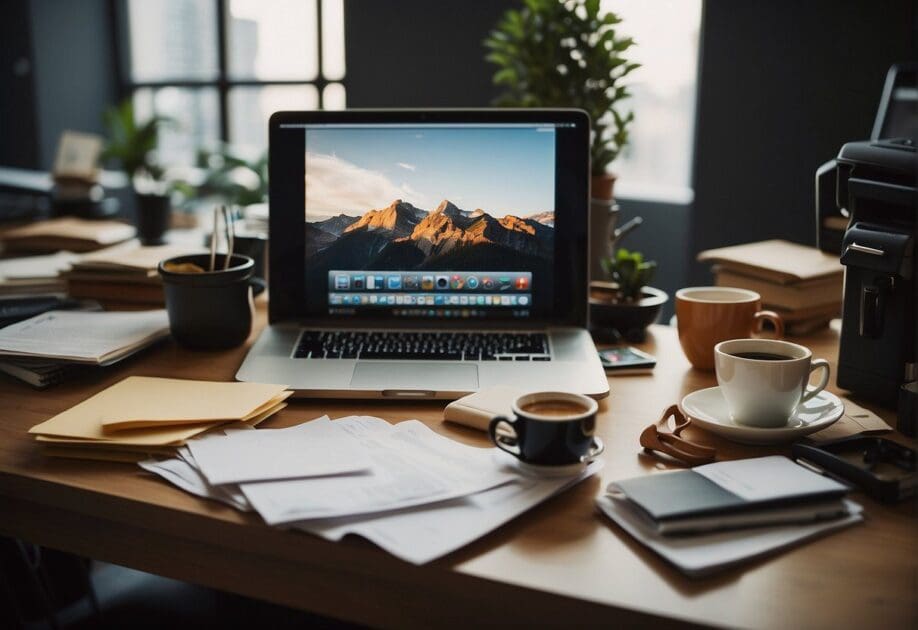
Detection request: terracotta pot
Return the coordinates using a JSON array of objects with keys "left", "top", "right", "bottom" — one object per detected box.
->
[
  {"left": 589, "top": 283, "right": 669, "bottom": 343},
  {"left": 589, "top": 173, "right": 619, "bottom": 282}
]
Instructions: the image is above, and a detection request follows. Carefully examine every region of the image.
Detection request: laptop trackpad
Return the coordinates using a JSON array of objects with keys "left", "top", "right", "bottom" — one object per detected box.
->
[{"left": 350, "top": 362, "right": 478, "bottom": 392}]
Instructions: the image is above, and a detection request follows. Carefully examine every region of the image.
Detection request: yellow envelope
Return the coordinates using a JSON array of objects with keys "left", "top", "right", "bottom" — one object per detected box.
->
[{"left": 29, "top": 376, "right": 289, "bottom": 446}]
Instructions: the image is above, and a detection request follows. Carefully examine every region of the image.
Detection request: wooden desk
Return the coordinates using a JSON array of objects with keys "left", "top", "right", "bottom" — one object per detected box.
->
[{"left": 1, "top": 305, "right": 915, "bottom": 628}]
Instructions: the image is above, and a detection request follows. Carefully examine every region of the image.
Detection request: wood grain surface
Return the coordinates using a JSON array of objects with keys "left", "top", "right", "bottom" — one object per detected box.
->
[{"left": 1, "top": 300, "right": 915, "bottom": 628}]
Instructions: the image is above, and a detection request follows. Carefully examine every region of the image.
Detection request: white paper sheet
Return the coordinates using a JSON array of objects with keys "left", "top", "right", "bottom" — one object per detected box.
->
[
  {"left": 297, "top": 460, "right": 604, "bottom": 564},
  {"left": 596, "top": 495, "right": 863, "bottom": 578},
  {"left": 140, "top": 451, "right": 251, "bottom": 511},
  {"left": 0, "top": 251, "right": 79, "bottom": 280},
  {"left": 241, "top": 419, "right": 518, "bottom": 525},
  {"left": 0, "top": 309, "right": 169, "bottom": 364},
  {"left": 186, "top": 416, "right": 373, "bottom": 485}
]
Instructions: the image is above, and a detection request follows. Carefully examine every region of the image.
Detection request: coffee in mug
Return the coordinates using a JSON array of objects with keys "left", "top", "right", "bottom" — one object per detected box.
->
[
  {"left": 488, "top": 391, "right": 603, "bottom": 466},
  {"left": 714, "top": 338, "right": 830, "bottom": 428},
  {"left": 676, "top": 286, "right": 784, "bottom": 370}
]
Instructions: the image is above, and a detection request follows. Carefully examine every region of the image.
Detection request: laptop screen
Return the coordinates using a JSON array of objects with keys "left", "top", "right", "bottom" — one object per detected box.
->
[{"left": 269, "top": 111, "right": 589, "bottom": 327}]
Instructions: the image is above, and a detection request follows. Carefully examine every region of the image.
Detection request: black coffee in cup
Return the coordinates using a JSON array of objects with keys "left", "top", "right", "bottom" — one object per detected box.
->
[
  {"left": 489, "top": 392, "right": 603, "bottom": 466},
  {"left": 728, "top": 351, "right": 793, "bottom": 361}
]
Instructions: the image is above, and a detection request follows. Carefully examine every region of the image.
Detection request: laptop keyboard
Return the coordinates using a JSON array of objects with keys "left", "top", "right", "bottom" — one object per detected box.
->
[{"left": 293, "top": 330, "right": 551, "bottom": 361}]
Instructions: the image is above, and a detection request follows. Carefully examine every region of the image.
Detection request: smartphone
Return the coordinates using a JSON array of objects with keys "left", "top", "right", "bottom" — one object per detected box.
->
[{"left": 598, "top": 347, "right": 656, "bottom": 375}]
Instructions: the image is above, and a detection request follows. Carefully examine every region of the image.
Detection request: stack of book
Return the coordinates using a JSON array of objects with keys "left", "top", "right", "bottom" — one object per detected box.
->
[
  {"left": 597, "top": 456, "right": 863, "bottom": 577},
  {"left": 28, "top": 376, "right": 291, "bottom": 461},
  {"left": 0, "top": 309, "right": 170, "bottom": 388},
  {"left": 697, "top": 239, "right": 843, "bottom": 335},
  {"left": 0, "top": 217, "right": 135, "bottom": 253},
  {"left": 63, "top": 242, "right": 203, "bottom": 308},
  {"left": 0, "top": 251, "right": 79, "bottom": 296}
]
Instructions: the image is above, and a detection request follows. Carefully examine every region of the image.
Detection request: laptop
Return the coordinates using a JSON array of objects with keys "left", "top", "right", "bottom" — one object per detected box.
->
[{"left": 237, "top": 109, "right": 609, "bottom": 400}]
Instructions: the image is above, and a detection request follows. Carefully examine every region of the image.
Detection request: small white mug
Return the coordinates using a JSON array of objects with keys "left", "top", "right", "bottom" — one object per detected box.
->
[{"left": 714, "top": 338, "right": 830, "bottom": 427}]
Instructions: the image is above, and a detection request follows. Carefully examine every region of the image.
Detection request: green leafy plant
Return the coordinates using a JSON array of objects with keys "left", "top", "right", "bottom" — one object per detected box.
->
[
  {"left": 484, "top": 0, "right": 639, "bottom": 176},
  {"left": 174, "top": 146, "right": 268, "bottom": 208},
  {"left": 100, "top": 98, "right": 172, "bottom": 184},
  {"left": 601, "top": 248, "right": 656, "bottom": 301}
]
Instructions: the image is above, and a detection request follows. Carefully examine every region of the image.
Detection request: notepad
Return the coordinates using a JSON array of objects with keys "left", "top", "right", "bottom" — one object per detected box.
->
[
  {"left": 0, "top": 310, "right": 170, "bottom": 365},
  {"left": 29, "top": 376, "right": 290, "bottom": 447}
]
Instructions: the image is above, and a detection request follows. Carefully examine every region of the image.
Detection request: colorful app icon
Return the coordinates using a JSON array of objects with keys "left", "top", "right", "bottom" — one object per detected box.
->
[
  {"left": 501, "top": 295, "right": 511, "bottom": 305},
  {"left": 477, "top": 295, "right": 485, "bottom": 305},
  {"left": 498, "top": 276, "right": 512, "bottom": 291},
  {"left": 435, "top": 275, "right": 450, "bottom": 290},
  {"left": 450, "top": 274, "right": 464, "bottom": 290},
  {"left": 404, "top": 275, "right": 419, "bottom": 290},
  {"left": 435, "top": 295, "right": 445, "bottom": 305},
  {"left": 518, "top": 295, "right": 530, "bottom": 306},
  {"left": 365, "top": 275, "right": 376, "bottom": 290},
  {"left": 387, "top": 275, "right": 402, "bottom": 290},
  {"left": 466, "top": 275, "right": 480, "bottom": 290},
  {"left": 353, "top": 275, "right": 365, "bottom": 289},
  {"left": 421, "top": 275, "right": 435, "bottom": 290},
  {"left": 481, "top": 276, "right": 495, "bottom": 290},
  {"left": 334, "top": 274, "right": 350, "bottom": 290},
  {"left": 459, "top": 295, "right": 469, "bottom": 305},
  {"left": 374, "top": 275, "right": 384, "bottom": 289},
  {"left": 370, "top": 294, "right": 378, "bottom": 304},
  {"left": 515, "top": 276, "right": 529, "bottom": 290}
]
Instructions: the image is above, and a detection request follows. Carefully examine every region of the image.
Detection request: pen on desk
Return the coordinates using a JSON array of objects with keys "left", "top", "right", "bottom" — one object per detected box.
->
[
  {"left": 223, "top": 205, "right": 235, "bottom": 270},
  {"left": 209, "top": 205, "right": 219, "bottom": 272}
]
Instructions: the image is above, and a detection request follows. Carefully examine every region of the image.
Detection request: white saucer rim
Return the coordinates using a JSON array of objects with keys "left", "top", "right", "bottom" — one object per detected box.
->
[{"left": 680, "top": 386, "right": 844, "bottom": 434}]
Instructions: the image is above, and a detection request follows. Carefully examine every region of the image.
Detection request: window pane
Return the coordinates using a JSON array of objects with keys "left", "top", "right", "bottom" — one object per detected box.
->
[
  {"left": 229, "top": 85, "right": 319, "bottom": 153},
  {"left": 321, "top": 0, "right": 346, "bottom": 80},
  {"left": 126, "top": 0, "right": 218, "bottom": 81},
  {"left": 227, "top": 0, "right": 318, "bottom": 80},
  {"left": 601, "top": 0, "right": 701, "bottom": 196},
  {"left": 133, "top": 87, "right": 220, "bottom": 168},
  {"left": 323, "top": 83, "right": 346, "bottom": 110}
]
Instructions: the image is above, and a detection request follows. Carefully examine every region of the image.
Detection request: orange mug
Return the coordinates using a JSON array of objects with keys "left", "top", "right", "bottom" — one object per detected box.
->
[{"left": 675, "top": 287, "right": 784, "bottom": 370}]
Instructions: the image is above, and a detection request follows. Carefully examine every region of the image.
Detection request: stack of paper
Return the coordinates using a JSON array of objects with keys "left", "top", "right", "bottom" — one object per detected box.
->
[
  {"left": 29, "top": 376, "right": 291, "bottom": 460},
  {"left": 141, "top": 415, "right": 602, "bottom": 563},
  {"left": 0, "top": 217, "right": 136, "bottom": 253},
  {"left": 63, "top": 241, "right": 205, "bottom": 307},
  {"left": 598, "top": 456, "right": 863, "bottom": 577},
  {"left": 0, "top": 310, "right": 170, "bottom": 365},
  {"left": 0, "top": 251, "right": 79, "bottom": 296}
]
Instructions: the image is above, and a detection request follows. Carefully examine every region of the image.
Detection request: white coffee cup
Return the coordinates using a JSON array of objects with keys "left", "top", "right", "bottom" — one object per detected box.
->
[{"left": 714, "top": 338, "right": 830, "bottom": 427}]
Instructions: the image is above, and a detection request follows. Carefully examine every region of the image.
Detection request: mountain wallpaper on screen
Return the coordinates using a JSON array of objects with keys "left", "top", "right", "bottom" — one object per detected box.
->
[{"left": 305, "top": 199, "right": 555, "bottom": 278}]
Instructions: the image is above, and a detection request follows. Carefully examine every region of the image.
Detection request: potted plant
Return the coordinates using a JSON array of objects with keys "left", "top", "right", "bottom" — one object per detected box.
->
[
  {"left": 590, "top": 248, "right": 667, "bottom": 342},
  {"left": 101, "top": 99, "right": 173, "bottom": 244},
  {"left": 484, "top": 0, "right": 639, "bottom": 279}
]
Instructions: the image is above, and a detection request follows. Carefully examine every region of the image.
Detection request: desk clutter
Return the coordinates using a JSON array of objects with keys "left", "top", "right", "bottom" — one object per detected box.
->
[
  {"left": 140, "top": 414, "right": 600, "bottom": 564},
  {"left": 27, "top": 377, "right": 290, "bottom": 460},
  {"left": 597, "top": 456, "right": 863, "bottom": 577},
  {"left": 698, "top": 239, "right": 844, "bottom": 335}
]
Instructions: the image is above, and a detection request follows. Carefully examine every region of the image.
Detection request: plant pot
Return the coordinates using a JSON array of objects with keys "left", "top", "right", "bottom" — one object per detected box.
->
[
  {"left": 589, "top": 283, "right": 669, "bottom": 343},
  {"left": 135, "top": 192, "right": 171, "bottom": 245},
  {"left": 589, "top": 173, "right": 619, "bottom": 282}
]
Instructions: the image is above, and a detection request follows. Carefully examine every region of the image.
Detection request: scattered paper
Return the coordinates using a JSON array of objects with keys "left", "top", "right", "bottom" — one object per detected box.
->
[
  {"left": 187, "top": 416, "right": 373, "bottom": 485},
  {"left": 808, "top": 398, "right": 893, "bottom": 442},
  {"left": 596, "top": 495, "right": 863, "bottom": 578},
  {"left": 29, "top": 376, "right": 288, "bottom": 447},
  {"left": 240, "top": 419, "right": 518, "bottom": 524},
  {"left": 298, "top": 460, "right": 603, "bottom": 564}
]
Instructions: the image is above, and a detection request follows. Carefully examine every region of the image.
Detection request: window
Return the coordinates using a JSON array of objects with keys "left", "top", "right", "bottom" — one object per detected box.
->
[
  {"left": 116, "top": 0, "right": 346, "bottom": 164},
  {"left": 601, "top": 0, "right": 702, "bottom": 202}
]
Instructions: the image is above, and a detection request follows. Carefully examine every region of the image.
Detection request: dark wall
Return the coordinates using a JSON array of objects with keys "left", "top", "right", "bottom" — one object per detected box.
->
[
  {"left": 689, "top": 0, "right": 916, "bottom": 284},
  {"left": 0, "top": 0, "right": 40, "bottom": 168},
  {"left": 28, "top": 0, "right": 117, "bottom": 170},
  {"left": 343, "top": 0, "right": 514, "bottom": 107}
]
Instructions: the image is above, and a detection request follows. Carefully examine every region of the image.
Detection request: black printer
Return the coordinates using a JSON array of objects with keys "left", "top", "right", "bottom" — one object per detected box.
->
[{"left": 816, "top": 64, "right": 916, "bottom": 411}]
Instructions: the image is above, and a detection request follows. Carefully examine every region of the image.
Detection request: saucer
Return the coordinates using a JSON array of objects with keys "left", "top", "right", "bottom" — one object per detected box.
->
[
  {"left": 679, "top": 386, "right": 844, "bottom": 445},
  {"left": 492, "top": 450, "right": 597, "bottom": 478}
]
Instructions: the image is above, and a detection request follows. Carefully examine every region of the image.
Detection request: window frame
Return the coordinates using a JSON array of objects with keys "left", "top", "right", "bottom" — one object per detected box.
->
[{"left": 109, "top": 0, "right": 344, "bottom": 144}]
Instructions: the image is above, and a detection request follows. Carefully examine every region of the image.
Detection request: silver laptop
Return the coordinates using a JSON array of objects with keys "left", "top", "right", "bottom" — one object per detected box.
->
[{"left": 237, "top": 109, "right": 609, "bottom": 400}]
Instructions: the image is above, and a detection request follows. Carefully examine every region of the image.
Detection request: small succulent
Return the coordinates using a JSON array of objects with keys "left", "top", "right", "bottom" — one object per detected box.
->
[{"left": 601, "top": 248, "right": 656, "bottom": 301}]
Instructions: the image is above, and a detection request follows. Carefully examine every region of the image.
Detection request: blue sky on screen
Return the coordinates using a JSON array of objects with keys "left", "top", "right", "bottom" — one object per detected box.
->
[{"left": 304, "top": 127, "right": 555, "bottom": 220}]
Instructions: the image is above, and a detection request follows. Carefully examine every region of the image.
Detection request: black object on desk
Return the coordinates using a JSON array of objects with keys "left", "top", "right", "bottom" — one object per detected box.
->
[
  {"left": 0, "top": 295, "right": 83, "bottom": 328},
  {"left": 793, "top": 437, "right": 916, "bottom": 504}
]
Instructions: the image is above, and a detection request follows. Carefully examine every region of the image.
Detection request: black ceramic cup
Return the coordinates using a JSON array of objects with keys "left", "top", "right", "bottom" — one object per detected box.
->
[
  {"left": 488, "top": 391, "right": 604, "bottom": 466},
  {"left": 158, "top": 253, "right": 255, "bottom": 350}
]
